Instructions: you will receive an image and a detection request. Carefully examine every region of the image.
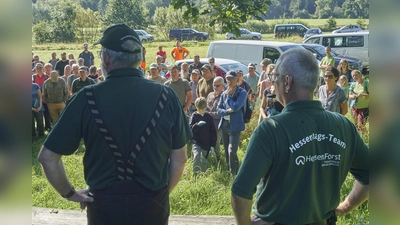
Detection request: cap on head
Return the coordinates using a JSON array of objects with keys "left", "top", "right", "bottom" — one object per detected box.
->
[
  {"left": 236, "top": 70, "right": 243, "bottom": 75},
  {"left": 248, "top": 63, "right": 256, "bottom": 68},
  {"left": 83, "top": 43, "right": 88, "bottom": 47},
  {"left": 149, "top": 63, "right": 158, "bottom": 69},
  {"left": 35, "top": 63, "right": 44, "bottom": 68},
  {"left": 79, "top": 66, "right": 88, "bottom": 72},
  {"left": 191, "top": 69, "right": 200, "bottom": 75},
  {"left": 156, "top": 55, "right": 163, "bottom": 60},
  {"left": 94, "top": 23, "right": 142, "bottom": 53},
  {"left": 201, "top": 64, "right": 213, "bottom": 71},
  {"left": 225, "top": 70, "right": 238, "bottom": 78},
  {"left": 260, "top": 58, "right": 272, "bottom": 67}
]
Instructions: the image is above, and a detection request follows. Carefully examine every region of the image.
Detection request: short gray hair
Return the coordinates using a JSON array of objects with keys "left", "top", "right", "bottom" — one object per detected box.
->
[
  {"left": 213, "top": 76, "right": 224, "bottom": 84},
  {"left": 275, "top": 48, "right": 319, "bottom": 91},
  {"left": 102, "top": 40, "right": 142, "bottom": 69}
]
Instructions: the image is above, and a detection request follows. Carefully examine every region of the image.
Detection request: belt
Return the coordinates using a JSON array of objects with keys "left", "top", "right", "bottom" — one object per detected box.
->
[{"left": 89, "top": 180, "right": 167, "bottom": 197}]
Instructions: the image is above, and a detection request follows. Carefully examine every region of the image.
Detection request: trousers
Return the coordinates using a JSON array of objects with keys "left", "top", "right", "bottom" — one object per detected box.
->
[{"left": 87, "top": 180, "right": 169, "bottom": 225}]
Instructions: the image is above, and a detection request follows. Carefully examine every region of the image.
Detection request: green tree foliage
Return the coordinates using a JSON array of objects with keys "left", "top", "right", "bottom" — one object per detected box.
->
[
  {"left": 144, "top": 0, "right": 170, "bottom": 19},
  {"left": 170, "top": 0, "right": 272, "bottom": 36},
  {"left": 75, "top": 5, "right": 103, "bottom": 43},
  {"left": 152, "top": 7, "right": 214, "bottom": 41},
  {"left": 32, "top": 21, "right": 53, "bottom": 44},
  {"left": 97, "top": 0, "right": 109, "bottom": 16},
  {"left": 315, "top": 0, "right": 334, "bottom": 18},
  {"left": 51, "top": 1, "right": 77, "bottom": 43},
  {"left": 32, "top": 0, "right": 58, "bottom": 25},
  {"left": 103, "top": 0, "right": 149, "bottom": 29},
  {"left": 323, "top": 16, "right": 337, "bottom": 31},
  {"left": 342, "top": 0, "right": 369, "bottom": 18},
  {"left": 79, "top": 0, "right": 100, "bottom": 11}
]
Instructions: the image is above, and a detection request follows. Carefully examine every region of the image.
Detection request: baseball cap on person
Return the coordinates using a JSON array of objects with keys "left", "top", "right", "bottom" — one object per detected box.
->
[
  {"left": 260, "top": 58, "right": 272, "bottom": 67},
  {"left": 35, "top": 63, "right": 43, "bottom": 68},
  {"left": 78, "top": 66, "right": 88, "bottom": 72},
  {"left": 248, "top": 63, "right": 256, "bottom": 68},
  {"left": 201, "top": 64, "right": 213, "bottom": 71},
  {"left": 149, "top": 63, "right": 158, "bottom": 69},
  {"left": 225, "top": 70, "right": 238, "bottom": 78},
  {"left": 83, "top": 43, "right": 88, "bottom": 47},
  {"left": 94, "top": 23, "right": 142, "bottom": 53}
]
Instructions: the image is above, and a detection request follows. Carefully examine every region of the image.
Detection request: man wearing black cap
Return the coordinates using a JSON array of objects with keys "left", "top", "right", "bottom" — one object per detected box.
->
[
  {"left": 79, "top": 43, "right": 95, "bottom": 68},
  {"left": 197, "top": 64, "right": 214, "bottom": 98},
  {"left": 70, "top": 66, "right": 95, "bottom": 95},
  {"left": 38, "top": 23, "right": 192, "bottom": 225}
]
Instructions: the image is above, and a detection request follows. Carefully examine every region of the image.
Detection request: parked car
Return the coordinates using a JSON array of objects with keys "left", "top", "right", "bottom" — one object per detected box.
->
[
  {"left": 303, "top": 31, "right": 369, "bottom": 72},
  {"left": 225, "top": 28, "right": 262, "bottom": 40},
  {"left": 207, "top": 40, "right": 305, "bottom": 73},
  {"left": 301, "top": 43, "right": 363, "bottom": 71},
  {"left": 175, "top": 58, "right": 259, "bottom": 77},
  {"left": 273, "top": 24, "right": 309, "bottom": 39},
  {"left": 332, "top": 24, "right": 362, "bottom": 33},
  {"left": 168, "top": 28, "right": 209, "bottom": 42},
  {"left": 303, "top": 28, "right": 322, "bottom": 40},
  {"left": 134, "top": 30, "right": 154, "bottom": 42}
]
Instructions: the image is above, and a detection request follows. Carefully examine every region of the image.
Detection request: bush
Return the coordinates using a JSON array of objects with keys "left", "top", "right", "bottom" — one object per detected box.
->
[
  {"left": 32, "top": 21, "right": 53, "bottom": 44},
  {"left": 322, "top": 16, "right": 337, "bottom": 32},
  {"left": 356, "top": 17, "right": 367, "bottom": 29}
]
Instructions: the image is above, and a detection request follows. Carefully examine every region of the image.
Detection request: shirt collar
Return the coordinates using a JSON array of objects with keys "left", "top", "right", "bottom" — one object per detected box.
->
[
  {"left": 281, "top": 100, "right": 324, "bottom": 113},
  {"left": 106, "top": 68, "right": 143, "bottom": 79}
]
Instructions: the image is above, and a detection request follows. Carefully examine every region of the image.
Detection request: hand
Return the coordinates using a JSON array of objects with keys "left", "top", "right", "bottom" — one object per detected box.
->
[
  {"left": 209, "top": 146, "right": 214, "bottom": 154},
  {"left": 197, "top": 121, "right": 206, "bottom": 127},
  {"left": 67, "top": 188, "right": 94, "bottom": 210}
]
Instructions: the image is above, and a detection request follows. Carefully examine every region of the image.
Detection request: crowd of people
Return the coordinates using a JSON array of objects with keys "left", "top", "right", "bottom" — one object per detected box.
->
[{"left": 35, "top": 23, "right": 369, "bottom": 225}]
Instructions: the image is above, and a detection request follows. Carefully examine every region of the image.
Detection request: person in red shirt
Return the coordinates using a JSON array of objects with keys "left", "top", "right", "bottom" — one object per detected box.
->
[
  {"left": 171, "top": 41, "right": 190, "bottom": 61},
  {"left": 156, "top": 45, "right": 167, "bottom": 63}
]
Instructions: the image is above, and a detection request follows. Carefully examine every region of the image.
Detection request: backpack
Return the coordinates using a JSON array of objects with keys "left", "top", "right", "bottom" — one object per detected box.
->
[{"left": 234, "top": 88, "right": 252, "bottom": 123}]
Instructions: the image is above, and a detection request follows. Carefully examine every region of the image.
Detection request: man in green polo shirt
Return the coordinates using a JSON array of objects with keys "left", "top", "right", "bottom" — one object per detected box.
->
[
  {"left": 38, "top": 23, "right": 192, "bottom": 225},
  {"left": 318, "top": 46, "right": 335, "bottom": 89},
  {"left": 71, "top": 66, "right": 95, "bottom": 95},
  {"left": 231, "top": 48, "right": 369, "bottom": 225}
]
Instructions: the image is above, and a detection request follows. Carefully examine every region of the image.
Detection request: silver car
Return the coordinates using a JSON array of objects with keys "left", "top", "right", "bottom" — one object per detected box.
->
[
  {"left": 226, "top": 28, "right": 262, "bottom": 40},
  {"left": 134, "top": 30, "right": 154, "bottom": 42},
  {"left": 332, "top": 25, "right": 362, "bottom": 34}
]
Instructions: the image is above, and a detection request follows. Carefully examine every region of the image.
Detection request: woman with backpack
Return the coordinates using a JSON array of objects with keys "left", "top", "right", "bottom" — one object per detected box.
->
[{"left": 349, "top": 70, "right": 369, "bottom": 132}]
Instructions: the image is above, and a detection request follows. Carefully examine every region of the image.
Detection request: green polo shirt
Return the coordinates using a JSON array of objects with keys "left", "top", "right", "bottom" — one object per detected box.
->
[
  {"left": 71, "top": 77, "right": 95, "bottom": 94},
  {"left": 232, "top": 100, "right": 369, "bottom": 225},
  {"left": 44, "top": 68, "right": 192, "bottom": 191},
  {"left": 319, "top": 56, "right": 335, "bottom": 77}
]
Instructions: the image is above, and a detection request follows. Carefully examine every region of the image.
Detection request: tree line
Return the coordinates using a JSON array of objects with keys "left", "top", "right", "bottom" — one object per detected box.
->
[{"left": 32, "top": 0, "right": 368, "bottom": 43}]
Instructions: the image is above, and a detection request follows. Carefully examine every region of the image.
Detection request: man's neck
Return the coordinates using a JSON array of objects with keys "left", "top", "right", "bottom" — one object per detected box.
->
[
  {"left": 81, "top": 76, "right": 87, "bottom": 81},
  {"left": 37, "top": 72, "right": 44, "bottom": 77},
  {"left": 249, "top": 72, "right": 255, "bottom": 77},
  {"left": 171, "top": 76, "right": 179, "bottom": 82},
  {"left": 151, "top": 74, "right": 159, "bottom": 79}
]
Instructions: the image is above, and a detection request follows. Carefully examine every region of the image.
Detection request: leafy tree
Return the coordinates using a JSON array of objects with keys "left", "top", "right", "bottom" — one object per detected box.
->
[
  {"left": 103, "top": 0, "right": 149, "bottom": 29},
  {"left": 32, "top": 21, "right": 53, "bottom": 43},
  {"left": 79, "top": 0, "right": 100, "bottom": 11},
  {"left": 144, "top": 0, "right": 170, "bottom": 19},
  {"left": 170, "top": 0, "right": 272, "bottom": 36},
  {"left": 75, "top": 5, "right": 103, "bottom": 43},
  {"left": 98, "top": 0, "right": 109, "bottom": 16},
  {"left": 315, "top": 0, "right": 334, "bottom": 18},
  {"left": 342, "top": 0, "right": 369, "bottom": 18},
  {"left": 323, "top": 16, "right": 337, "bottom": 31},
  {"left": 32, "top": 0, "right": 59, "bottom": 25},
  {"left": 51, "top": 0, "right": 77, "bottom": 42}
]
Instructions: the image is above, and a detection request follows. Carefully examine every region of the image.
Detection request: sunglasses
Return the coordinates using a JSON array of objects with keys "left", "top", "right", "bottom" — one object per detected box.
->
[{"left": 324, "top": 75, "right": 334, "bottom": 79}]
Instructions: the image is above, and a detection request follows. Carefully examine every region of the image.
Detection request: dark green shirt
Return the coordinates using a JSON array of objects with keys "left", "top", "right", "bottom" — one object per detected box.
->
[
  {"left": 71, "top": 77, "right": 95, "bottom": 94},
  {"left": 232, "top": 100, "right": 369, "bottom": 225},
  {"left": 44, "top": 68, "right": 192, "bottom": 191}
]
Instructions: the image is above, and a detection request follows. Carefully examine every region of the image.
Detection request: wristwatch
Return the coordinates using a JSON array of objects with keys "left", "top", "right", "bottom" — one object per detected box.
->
[{"left": 61, "top": 187, "right": 75, "bottom": 198}]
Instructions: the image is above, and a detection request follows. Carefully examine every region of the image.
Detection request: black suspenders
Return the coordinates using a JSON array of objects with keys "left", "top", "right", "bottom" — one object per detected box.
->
[{"left": 84, "top": 85, "right": 169, "bottom": 180}]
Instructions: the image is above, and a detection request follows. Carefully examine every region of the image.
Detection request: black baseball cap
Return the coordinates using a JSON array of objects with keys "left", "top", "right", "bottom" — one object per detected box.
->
[{"left": 94, "top": 23, "right": 142, "bottom": 53}]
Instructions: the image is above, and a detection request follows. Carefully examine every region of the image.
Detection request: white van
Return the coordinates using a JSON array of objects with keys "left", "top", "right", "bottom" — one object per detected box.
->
[
  {"left": 206, "top": 40, "right": 305, "bottom": 73},
  {"left": 303, "top": 31, "right": 369, "bottom": 71}
]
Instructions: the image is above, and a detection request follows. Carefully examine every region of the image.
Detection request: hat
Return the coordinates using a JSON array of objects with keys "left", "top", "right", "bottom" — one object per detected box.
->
[
  {"left": 94, "top": 23, "right": 142, "bottom": 53},
  {"left": 78, "top": 66, "right": 88, "bottom": 72},
  {"left": 201, "top": 64, "right": 213, "bottom": 71},
  {"left": 248, "top": 63, "right": 256, "bottom": 68},
  {"left": 260, "top": 58, "right": 272, "bottom": 67},
  {"left": 35, "top": 63, "right": 43, "bottom": 68},
  {"left": 61, "top": 52, "right": 66, "bottom": 55},
  {"left": 191, "top": 69, "right": 200, "bottom": 74},
  {"left": 156, "top": 55, "right": 163, "bottom": 60},
  {"left": 149, "top": 63, "right": 158, "bottom": 69},
  {"left": 236, "top": 70, "right": 243, "bottom": 74},
  {"left": 225, "top": 70, "right": 238, "bottom": 78},
  {"left": 83, "top": 43, "right": 88, "bottom": 47}
]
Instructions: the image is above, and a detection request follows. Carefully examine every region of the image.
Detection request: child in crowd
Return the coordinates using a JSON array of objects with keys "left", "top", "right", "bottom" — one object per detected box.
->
[{"left": 189, "top": 97, "right": 217, "bottom": 175}]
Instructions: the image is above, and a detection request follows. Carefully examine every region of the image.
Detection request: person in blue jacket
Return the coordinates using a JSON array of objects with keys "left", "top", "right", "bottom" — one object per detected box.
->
[{"left": 217, "top": 70, "right": 247, "bottom": 175}]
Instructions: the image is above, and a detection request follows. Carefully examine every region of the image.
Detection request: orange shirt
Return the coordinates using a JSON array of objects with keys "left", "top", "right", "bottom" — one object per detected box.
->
[{"left": 171, "top": 47, "right": 190, "bottom": 61}]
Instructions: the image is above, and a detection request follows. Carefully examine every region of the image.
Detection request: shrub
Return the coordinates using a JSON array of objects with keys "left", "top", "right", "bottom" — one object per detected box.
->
[
  {"left": 32, "top": 21, "right": 53, "bottom": 44},
  {"left": 322, "top": 16, "right": 337, "bottom": 32}
]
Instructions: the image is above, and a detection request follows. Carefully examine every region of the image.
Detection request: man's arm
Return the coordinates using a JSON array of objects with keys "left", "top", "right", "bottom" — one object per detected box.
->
[
  {"left": 231, "top": 193, "right": 252, "bottom": 225},
  {"left": 171, "top": 49, "right": 176, "bottom": 60},
  {"left": 168, "top": 147, "right": 187, "bottom": 194},
  {"left": 336, "top": 180, "right": 369, "bottom": 216},
  {"left": 38, "top": 146, "right": 93, "bottom": 207},
  {"left": 183, "top": 49, "right": 190, "bottom": 59},
  {"left": 184, "top": 90, "right": 192, "bottom": 112}
]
